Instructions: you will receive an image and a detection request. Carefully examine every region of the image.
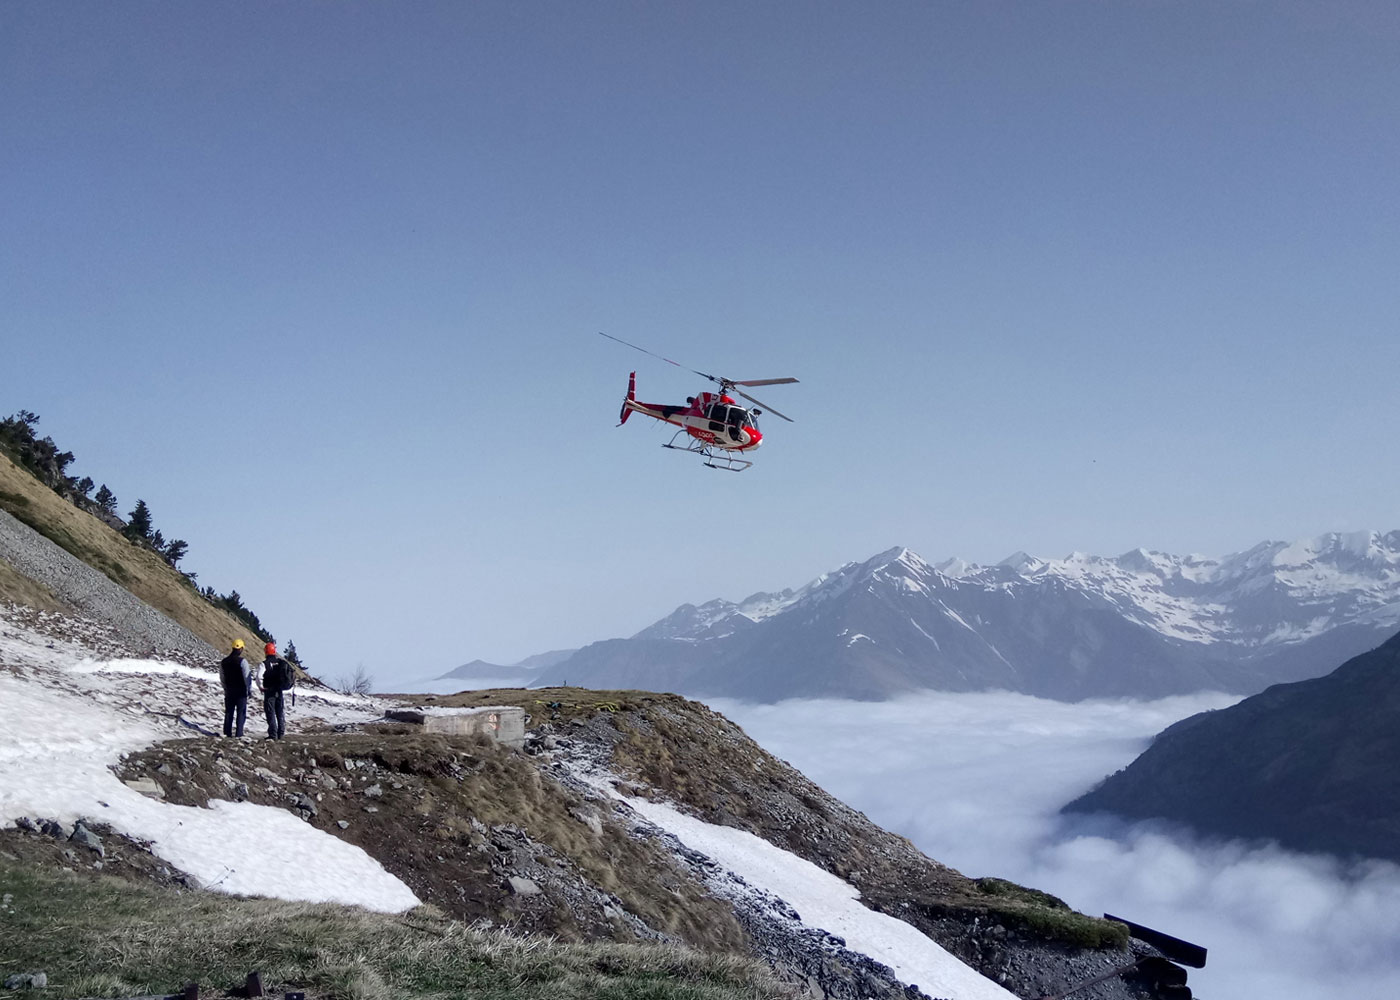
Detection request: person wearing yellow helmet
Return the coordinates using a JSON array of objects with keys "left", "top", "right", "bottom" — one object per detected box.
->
[{"left": 219, "top": 639, "right": 252, "bottom": 737}]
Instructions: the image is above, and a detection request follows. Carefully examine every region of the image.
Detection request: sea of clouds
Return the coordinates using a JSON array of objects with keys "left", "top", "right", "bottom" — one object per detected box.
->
[{"left": 709, "top": 691, "right": 1400, "bottom": 1000}]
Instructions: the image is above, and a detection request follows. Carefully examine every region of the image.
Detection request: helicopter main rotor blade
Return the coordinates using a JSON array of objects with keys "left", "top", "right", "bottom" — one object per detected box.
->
[
  {"left": 733, "top": 377, "right": 799, "bottom": 387},
  {"left": 597, "top": 332, "right": 719, "bottom": 384},
  {"left": 733, "top": 388, "right": 794, "bottom": 422}
]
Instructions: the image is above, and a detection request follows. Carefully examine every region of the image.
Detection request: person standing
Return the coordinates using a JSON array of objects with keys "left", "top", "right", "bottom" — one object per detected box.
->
[
  {"left": 260, "top": 642, "right": 294, "bottom": 740},
  {"left": 219, "top": 639, "right": 252, "bottom": 737}
]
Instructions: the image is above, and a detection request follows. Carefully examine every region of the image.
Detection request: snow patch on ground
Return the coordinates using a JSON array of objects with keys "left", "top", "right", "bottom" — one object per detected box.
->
[
  {"left": 622, "top": 795, "right": 1018, "bottom": 1000},
  {"left": 571, "top": 768, "right": 1017, "bottom": 1000},
  {"left": 0, "top": 606, "right": 418, "bottom": 913}
]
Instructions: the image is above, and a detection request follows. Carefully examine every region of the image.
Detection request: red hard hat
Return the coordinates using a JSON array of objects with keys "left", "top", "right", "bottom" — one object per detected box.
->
[{"left": 264, "top": 642, "right": 277, "bottom": 656}]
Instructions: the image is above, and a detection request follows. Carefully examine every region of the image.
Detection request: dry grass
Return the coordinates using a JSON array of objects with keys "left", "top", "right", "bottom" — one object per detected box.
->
[
  {"left": 0, "top": 555, "right": 68, "bottom": 612},
  {"left": 403, "top": 686, "right": 665, "bottom": 718},
  {"left": 562, "top": 693, "right": 1131, "bottom": 953},
  {"left": 0, "top": 454, "right": 259, "bottom": 654},
  {"left": 117, "top": 730, "right": 752, "bottom": 956},
  {"left": 0, "top": 860, "right": 792, "bottom": 1000}
]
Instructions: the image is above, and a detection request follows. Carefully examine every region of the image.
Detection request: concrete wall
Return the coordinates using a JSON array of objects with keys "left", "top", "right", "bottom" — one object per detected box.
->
[{"left": 385, "top": 705, "right": 527, "bottom": 748}]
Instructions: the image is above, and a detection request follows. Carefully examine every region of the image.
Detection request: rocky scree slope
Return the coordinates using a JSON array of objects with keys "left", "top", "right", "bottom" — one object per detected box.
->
[
  {"left": 1065, "top": 629, "right": 1400, "bottom": 863},
  {"left": 536, "top": 534, "right": 1400, "bottom": 702},
  {"left": 0, "top": 452, "right": 264, "bottom": 661}
]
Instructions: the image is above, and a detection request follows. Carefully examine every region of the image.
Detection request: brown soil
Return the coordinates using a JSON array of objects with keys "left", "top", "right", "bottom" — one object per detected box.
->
[
  {"left": 112, "top": 728, "right": 750, "bottom": 955},
  {"left": 0, "top": 818, "right": 196, "bottom": 892}
]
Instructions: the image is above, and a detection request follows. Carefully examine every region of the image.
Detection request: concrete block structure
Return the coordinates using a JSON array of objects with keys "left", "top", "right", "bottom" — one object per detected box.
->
[{"left": 384, "top": 705, "right": 526, "bottom": 747}]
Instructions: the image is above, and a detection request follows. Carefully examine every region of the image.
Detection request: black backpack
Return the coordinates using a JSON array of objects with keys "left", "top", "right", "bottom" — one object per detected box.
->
[{"left": 265, "top": 656, "right": 293, "bottom": 692}]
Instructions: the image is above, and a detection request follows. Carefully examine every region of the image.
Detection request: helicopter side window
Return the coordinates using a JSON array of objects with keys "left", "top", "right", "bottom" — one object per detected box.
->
[{"left": 725, "top": 406, "right": 746, "bottom": 441}]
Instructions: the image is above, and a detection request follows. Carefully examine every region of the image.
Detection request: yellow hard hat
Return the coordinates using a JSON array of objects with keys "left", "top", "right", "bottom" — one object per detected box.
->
[{"left": 231, "top": 638, "right": 245, "bottom": 650}]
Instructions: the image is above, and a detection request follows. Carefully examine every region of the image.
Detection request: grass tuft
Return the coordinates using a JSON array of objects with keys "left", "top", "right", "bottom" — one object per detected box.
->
[{"left": 0, "top": 859, "right": 791, "bottom": 1000}]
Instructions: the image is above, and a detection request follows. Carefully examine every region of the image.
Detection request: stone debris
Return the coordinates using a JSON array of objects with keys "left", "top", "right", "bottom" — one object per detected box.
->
[
  {"left": 3, "top": 972, "right": 48, "bottom": 990},
  {"left": 123, "top": 776, "right": 165, "bottom": 799},
  {"left": 69, "top": 821, "right": 104, "bottom": 857}
]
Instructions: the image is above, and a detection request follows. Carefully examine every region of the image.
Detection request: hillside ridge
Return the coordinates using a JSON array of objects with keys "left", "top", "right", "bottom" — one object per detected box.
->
[
  {"left": 0, "top": 600, "right": 1182, "bottom": 1000},
  {"left": 0, "top": 451, "right": 265, "bottom": 660}
]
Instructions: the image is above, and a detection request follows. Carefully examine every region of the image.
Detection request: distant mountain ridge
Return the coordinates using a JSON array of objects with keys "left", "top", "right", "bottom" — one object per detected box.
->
[
  {"left": 535, "top": 531, "right": 1400, "bottom": 702},
  {"left": 436, "top": 648, "right": 575, "bottom": 681}
]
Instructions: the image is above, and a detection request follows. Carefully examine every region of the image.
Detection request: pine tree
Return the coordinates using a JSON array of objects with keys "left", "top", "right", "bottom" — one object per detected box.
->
[
  {"left": 125, "top": 499, "right": 153, "bottom": 540},
  {"left": 163, "top": 539, "right": 189, "bottom": 567},
  {"left": 75, "top": 476, "right": 95, "bottom": 498},
  {"left": 284, "top": 641, "right": 301, "bottom": 666},
  {"left": 94, "top": 485, "right": 117, "bottom": 514}
]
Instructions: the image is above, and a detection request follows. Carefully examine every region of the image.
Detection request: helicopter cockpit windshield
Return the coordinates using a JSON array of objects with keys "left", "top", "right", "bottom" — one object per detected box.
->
[{"left": 706, "top": 403, "right": 754, "bottom": 441}]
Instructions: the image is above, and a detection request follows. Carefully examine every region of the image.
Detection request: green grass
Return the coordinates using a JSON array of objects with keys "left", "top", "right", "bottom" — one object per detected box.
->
[
  {"left": 0, "top": 861, "right": 791, "bottom": 1000},
  {"left": 972, "top": 879, "right": 1129, "bottom": 949}
]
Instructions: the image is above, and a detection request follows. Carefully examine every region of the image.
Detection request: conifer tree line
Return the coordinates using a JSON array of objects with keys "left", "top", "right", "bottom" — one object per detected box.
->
[{"left": 0, "top": 410, "right": 298, "bottom": 664}]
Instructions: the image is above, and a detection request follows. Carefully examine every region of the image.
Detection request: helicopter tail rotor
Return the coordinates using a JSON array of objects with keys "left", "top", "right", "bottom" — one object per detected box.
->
[{"left": 618, "top": 371, "right": 636, "bottom": 425}]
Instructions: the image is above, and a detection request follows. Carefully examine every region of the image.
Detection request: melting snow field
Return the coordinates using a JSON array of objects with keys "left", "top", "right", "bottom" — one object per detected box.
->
[
  {"left": 614, "top": 790, "right": 1019, "bottom": 1000},
  {"left": 572, "top": 763, "right": 1019, "bottom": 1000},
  {"left": 0, "top": 611, "right": 418, "bottom": 913}
]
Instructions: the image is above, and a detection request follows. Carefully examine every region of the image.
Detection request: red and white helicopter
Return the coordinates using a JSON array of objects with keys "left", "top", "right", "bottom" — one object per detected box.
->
[{"left": 601, "top": 332, "right": 799, "bottom": 472}]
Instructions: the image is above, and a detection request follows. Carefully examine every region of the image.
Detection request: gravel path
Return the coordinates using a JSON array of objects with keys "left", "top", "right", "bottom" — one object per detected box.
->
[{"left": 0, "top": 508, "right": 218, "bottom": 665}]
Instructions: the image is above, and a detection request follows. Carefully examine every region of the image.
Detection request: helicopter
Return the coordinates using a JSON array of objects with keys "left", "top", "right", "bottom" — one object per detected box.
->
[{"left": 600, "top": 332, "right": 798, "bottom": 472}]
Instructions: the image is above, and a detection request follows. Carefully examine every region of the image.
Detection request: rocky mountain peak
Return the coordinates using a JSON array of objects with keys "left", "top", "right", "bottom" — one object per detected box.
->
[{"left": 538, "top": 529, "right": 1400, "bottom": 703}]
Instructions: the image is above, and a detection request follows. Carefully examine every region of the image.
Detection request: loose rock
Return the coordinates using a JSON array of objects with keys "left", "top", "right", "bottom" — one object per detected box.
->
[
  {"left": 70, "top": 822, "right": 104, "bottom": 857},
  {"left": 4, "top": 972, "right": 48, "bottom": 989}
]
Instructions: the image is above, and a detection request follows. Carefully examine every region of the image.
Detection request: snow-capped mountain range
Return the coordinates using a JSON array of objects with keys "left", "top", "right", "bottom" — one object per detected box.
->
[{"left": 536, "top": 530, "right": 1400, "bottom": 702}]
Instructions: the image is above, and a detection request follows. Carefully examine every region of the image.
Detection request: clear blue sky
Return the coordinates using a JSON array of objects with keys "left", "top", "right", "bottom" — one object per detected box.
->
[{"left": 4, "top": 2, "right": 1397, "bottom": 684}]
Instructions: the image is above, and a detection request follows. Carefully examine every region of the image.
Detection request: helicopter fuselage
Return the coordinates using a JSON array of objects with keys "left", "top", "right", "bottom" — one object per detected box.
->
[{"left": 624, "top": 389, "right": 763, "bottom": 453}]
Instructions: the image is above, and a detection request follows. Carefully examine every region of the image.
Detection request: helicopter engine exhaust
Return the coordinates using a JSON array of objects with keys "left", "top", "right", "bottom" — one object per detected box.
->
[{"left": 618, "top": 371, "right": 636, "bottom": 424}]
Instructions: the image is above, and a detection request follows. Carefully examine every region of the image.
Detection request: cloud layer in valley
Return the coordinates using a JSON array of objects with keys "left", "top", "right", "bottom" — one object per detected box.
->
[{"left": 712, "top": 691, "right": 1400, "bottom": 1000}]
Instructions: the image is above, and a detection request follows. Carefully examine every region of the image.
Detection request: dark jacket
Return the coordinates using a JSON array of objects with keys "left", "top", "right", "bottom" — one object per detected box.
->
[{"left": 220, "top": 652, "right": 252, "bottom": 696}]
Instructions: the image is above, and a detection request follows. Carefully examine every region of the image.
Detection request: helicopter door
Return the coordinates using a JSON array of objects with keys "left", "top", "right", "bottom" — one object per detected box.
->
[{"left": 726, "top": 406, "right": 748, "bottom": 442}]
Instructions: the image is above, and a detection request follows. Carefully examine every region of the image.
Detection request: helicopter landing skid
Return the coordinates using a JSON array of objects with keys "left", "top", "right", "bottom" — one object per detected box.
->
[{"left": 662, "top": 431, "right": 753, "bottom": 472}]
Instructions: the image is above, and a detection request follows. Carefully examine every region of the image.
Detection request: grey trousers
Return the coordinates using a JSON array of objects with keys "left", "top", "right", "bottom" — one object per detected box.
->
[{"left": 264, "top": 690, "right": 286, "bottom": 739}]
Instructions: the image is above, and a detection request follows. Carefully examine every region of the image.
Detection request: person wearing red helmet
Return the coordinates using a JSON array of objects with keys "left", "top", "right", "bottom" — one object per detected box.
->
[{"left": 260, "top": 642, "right": 295, "bottom": 740}]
